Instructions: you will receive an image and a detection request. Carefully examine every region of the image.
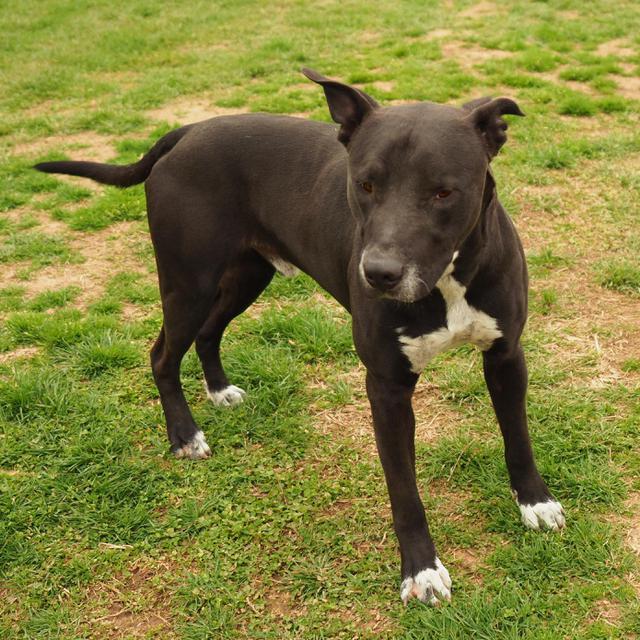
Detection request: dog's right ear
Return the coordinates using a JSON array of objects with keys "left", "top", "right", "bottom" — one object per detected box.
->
[{"left": 302, "top": 68, "right": 378, "bottom": 146}]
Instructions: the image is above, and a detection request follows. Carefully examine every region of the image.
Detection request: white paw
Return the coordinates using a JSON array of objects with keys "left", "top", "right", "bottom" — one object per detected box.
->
[
  {"left": 205, "top": 383, "right": 246, "bottom": 407},
  {"left": 174, "top": 431, "right": 211, "bottom": 460},
  {"left": 519, "top": 499, "right": 565, "bottom": 531},
  {"left": 400, "top": 558, "right": 452, "bottom": 606}
]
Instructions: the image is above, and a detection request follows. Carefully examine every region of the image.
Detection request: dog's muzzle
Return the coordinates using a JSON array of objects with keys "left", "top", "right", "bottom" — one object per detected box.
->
[
  {"left": 359, "top": 249, "right": 429, "bottom": 303},
  {"left": 361, "top": 254, "right": 404, "bottom": 292}
]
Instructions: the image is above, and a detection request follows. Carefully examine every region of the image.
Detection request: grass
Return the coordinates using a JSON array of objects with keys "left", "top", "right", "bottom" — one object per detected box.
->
[
  {"left": 1, "top": 0, "right": 639, "bottom": 638},
  {"left": 0, "top": 231, "right": 77, "bottom": 268},
  {"left": 28, "top": 286, "right": 81, "bottom": 312},
  {"left": 597, "top": 260, "right": 640, "bottom": 297}
]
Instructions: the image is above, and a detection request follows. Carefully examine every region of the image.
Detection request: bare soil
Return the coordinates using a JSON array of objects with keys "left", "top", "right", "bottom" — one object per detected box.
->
[{"left": 147, "top": 99, "right": 248, "bottom": 125}]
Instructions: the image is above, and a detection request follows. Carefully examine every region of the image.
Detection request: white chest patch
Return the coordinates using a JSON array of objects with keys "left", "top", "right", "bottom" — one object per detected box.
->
[{"left": 398, "top": 253, "right": 502, "bottom": 374}]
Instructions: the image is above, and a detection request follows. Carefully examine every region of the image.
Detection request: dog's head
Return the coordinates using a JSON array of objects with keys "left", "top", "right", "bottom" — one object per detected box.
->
[{"left": 303, "top": 68, "right": 523, "bottom": 303}]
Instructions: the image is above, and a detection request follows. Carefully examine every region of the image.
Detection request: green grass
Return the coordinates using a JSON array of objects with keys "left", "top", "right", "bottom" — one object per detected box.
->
[
  {"left": 597, "top": 260, "right": 640, "bottom": 297},
  {"left": 530, "top": 288, "right": 558, "bottom": 316},
  {"left": 0, "top": 231, "right": 77, "bottom": 268},
  {"left": 0, "top": 286, "right": 26, "bottom": 312},
  {"left": 1, "top": 0, "right": 639, "bottom": 638},
  {"left": 622, "top": 359, "right": 640, "bottom": 373},
  {"left": 28, "top": 286, "right": 81, "bottom": 311},
  {"left": 558, "top": 95, "right": 598, "bottom": 116}
]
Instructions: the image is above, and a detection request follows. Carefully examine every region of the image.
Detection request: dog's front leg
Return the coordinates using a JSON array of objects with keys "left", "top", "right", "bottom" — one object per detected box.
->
[
  {"left": 366, "top": 371, "right": 451, "bottom": 606},
  {"left": 483, "top": 343, "right": 565, "bottom": 530}
]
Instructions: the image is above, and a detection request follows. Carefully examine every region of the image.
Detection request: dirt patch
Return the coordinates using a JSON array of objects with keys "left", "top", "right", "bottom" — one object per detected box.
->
[
  {"left": 615, "top": 75, "right": 640, "bottom": 100},
  {"left": 621, "top": 493, "right": 640, "bottom": 556},
  {"left": 460, "top": 2, "right": 499, "bottom": 18},
  {"left": 423, "top": 28, "right": 453, "bottom": 40},
  {"left": 514, "top": 167, "right": 640, "bottom": 385},
  {"left": 527, "top": 269, "right": 640, "bottom": 388},
  {"left": 12, "top": 132, "right": 116, "bottom": 163},
  {"left": 147, "top": 99, "right": 248, "bottom": 125},
  {"left": 23, "top": 99, "right": 60, "bottom": 118},
  {"left": 0, "top": 347, "right": 40, "bottom": 364},
  {"left": 449, "top": 546, "right": 484, "bottom": 570},
  {"left": 0, "top": 220, "right": 151, "bottom": 309},
  {"left": 312, "top": 367, "right": 464, "bottom": 456},
  {"left": 84, "top": 559, "right": 180, "bottom": 639},
  {"left": 4, "top": 207, "right": 69, "bottom": 236},
  {"left": 121, "top": 302, "right": 149, "bottom": 322},
  {"left": 596, "top": 39, "right": 636, "bottom": 58},
  {"left": 413, "top": 381, "right": 466, "bottom": 442},
  {"left": 371, "top": 80, "right": 395, "bottom": 92},
  {"left": 288, "top": 82, "right": 319, "bottom": 93},
  {"left": 259, "top": 579, "right": 392, "bottom": 636},
  {"left": 593, "top": 494, "right": 639, "bottom": 600},
  {"left": 590, "top": 599, "right": 623, "bottom": 627},
  {"left": 428, "top": 481, "right": 476, "bottom": 521},
  {"left": 628, "top": 571, "right": 640, "bottom": 603},
  {"left": 66, "top": 221, "right": 152, "bottom": 305},
  {"left": 358, "top": 30, "right": 381, "bottom": 44},
  {"left": 360, "top": 610, "right": 394, "bottom": 635},
  {"left": 318, "top": 497, "right": 354, "bottom": 519},
  {"left": 312, "top": 394, "right": 376, "bottom": 454},
  {"left": 448, "top": 546, "right": 487, "bottom": 584},
  {"left": 332, "top": 608, "right": 394, "bottom": 636},
  {"left": 92, "top": 609, "right": 171, "bottom": 639},
  {"left": 0, "top": 468, "right": 37, "bottom": 477},
  {"left": 263, "top": 582, "right": 303, "bottom": 618},
  {"left": 628, "top": 528, "right": 640, "bottom": 556},
  {"left": 441, "top": 41, "right": 512, "bottom": 67},
  {"left": 95, "top": 70, "right": 141, "bottom": 89},
  {"left": 542, "top": 62, "right": 639, "bottom": 99},
  {"left": 556, "top": 115, "right": 610, "bottom": 132},
  {"left": 538, "top": 69, "right": 596, "bottom": 95},
  {"left": 566, "top": 80, "right": 599, "bottom": 96}
]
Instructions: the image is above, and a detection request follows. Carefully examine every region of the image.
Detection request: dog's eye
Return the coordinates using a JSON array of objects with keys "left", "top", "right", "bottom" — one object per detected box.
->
[
  {"left": 435, "top": 189, "right": 452, "bottom": 200},
  {"left": 359, "top": 181, "right": 374, "bottom": 194}
]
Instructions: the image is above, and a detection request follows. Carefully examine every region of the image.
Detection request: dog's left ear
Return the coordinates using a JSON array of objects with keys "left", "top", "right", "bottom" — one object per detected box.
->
[
  {"left": 302, "top": 67, "right": 379, "bottom": 146},
  {"left": 464, "top": 97, "right": 524, "bottom": 159}
]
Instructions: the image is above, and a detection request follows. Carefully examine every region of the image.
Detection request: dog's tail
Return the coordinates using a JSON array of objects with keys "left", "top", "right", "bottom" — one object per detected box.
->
[{"left": 34, "top": 125, "right": 193, "bottom": 188}]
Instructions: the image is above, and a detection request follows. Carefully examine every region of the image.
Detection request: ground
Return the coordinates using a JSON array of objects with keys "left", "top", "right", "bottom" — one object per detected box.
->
[{"left": 0, "top": 1, "right": 639, "bottom": 638}]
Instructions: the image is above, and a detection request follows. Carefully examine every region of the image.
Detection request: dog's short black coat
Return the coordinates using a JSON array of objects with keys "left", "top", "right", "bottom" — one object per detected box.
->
[{"left": 35, "top": 69, "right": 565, "bottom": 605}]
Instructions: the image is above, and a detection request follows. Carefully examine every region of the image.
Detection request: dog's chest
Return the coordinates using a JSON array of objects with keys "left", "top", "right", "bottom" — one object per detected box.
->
[{"left": 398, "top": 271, "right": 502, "bottom": 374}]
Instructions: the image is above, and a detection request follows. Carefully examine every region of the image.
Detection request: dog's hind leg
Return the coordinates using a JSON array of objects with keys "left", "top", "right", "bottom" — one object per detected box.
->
[
  {"left": 151, "top": 281, "right": 220, "bottom": 460},
  {"left": 196, "top": 251, "right": 275, "bottom": 406},
  {"left": 146, "top": 195, "right": 238, "bottom": 458}
]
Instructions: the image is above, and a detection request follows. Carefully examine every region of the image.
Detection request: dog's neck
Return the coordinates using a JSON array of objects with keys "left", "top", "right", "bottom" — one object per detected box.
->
[{"left": 450, "top": 170, "right": 500, "bottom": 288}]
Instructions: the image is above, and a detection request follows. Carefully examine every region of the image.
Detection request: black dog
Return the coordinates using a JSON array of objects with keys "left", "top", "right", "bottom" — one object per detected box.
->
[{"left": 36, "top": 68, "right": 565, "bottom": 605}]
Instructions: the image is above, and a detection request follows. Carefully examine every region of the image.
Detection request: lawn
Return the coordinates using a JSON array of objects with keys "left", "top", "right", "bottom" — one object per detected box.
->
[{"left": 1, "top": 1, "right": 639, "bottom": 638}]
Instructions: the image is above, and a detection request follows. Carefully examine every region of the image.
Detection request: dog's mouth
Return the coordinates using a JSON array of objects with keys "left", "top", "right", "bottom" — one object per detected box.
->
[
  {"left": 359, "top": 263, "right": 432, "bottom": 303},
  {"left": 359, "top": 253, "right": 459, "bottom": 304}
]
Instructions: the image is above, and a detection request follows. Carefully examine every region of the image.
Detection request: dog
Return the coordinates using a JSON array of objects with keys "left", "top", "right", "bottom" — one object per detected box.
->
[{"left": 35, "top": 68, "right": 565, "bottom": 606}]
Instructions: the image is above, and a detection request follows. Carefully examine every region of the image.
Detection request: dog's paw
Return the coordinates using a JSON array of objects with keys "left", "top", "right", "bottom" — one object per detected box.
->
[
  {"left": 519, "top": 499, "right": 565, "bottom": 531},
  {"left": 205, "top": 383, "right": 246, "bottom": 407},
  {"left": 400, "top": 558, "right": 452, "bottom": 606},
  {"left": 173, "top": 431, "right": 211, "bottom": 460}
]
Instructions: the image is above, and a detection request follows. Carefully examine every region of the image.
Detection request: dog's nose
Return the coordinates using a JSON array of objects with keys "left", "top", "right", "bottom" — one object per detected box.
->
[{"left": 363, "top": 256, "right": 404, "bottom": 291}]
